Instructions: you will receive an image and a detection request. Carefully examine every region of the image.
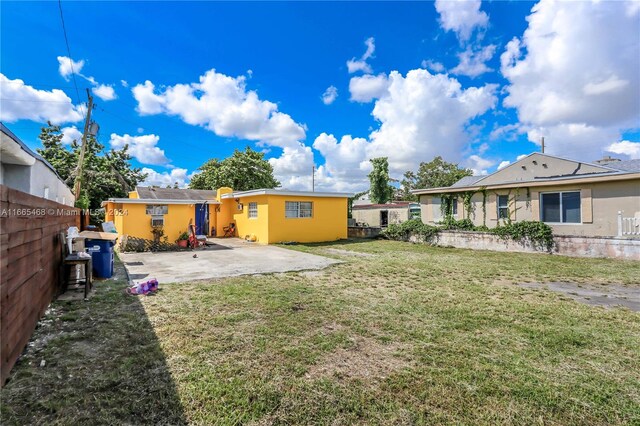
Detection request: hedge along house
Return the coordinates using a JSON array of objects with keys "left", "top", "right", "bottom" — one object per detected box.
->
[
  {"left": 104, "top": 186, "right": 352, "bottom": 244},
  {"left": 412, "top": 153, "right": 640, "bottom": 238}
]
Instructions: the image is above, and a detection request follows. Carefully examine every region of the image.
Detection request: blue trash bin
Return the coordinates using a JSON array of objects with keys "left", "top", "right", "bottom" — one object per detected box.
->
[{"left": 85, "top": 239, "right": 115, "bottom": 278}]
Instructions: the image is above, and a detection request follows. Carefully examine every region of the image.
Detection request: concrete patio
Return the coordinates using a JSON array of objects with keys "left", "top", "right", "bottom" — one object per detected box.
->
[{"left": 119, "top": 238, "right": 341, "bottom": 283}]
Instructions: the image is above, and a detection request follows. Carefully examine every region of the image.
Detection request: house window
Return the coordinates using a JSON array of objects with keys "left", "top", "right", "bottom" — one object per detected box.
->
[
  {"left": 497, "top": 195, "right": 509, "bottom": 219},
  {"left": 248, "top": 202, "right": 258, "bottom": 218},
  {"left": 452, "top": 198, "right": 458, "bottom": 217},
  {"left": 146, "top": 205, "right": 168, "bottom": 215},
  {"left": 285, "top": 201, "right": 313, "bottom": 218},
  {"left": 541, "top": 191, "right": 581, "bottom": 223}
]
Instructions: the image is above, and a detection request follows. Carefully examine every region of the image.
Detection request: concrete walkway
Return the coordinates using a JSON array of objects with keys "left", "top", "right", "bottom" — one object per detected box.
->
[{"left": 119, "top": 238, "right": 340, "bottom": 284}]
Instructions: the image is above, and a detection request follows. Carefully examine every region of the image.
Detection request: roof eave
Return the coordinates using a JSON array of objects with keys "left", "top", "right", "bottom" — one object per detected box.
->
[
  {"left": 412, "top": 171, "right": 640, "bottom": 195},
  {"left": 104, "top": 198, "right": 220, "bottom": 204},
  {"left": 221, "top": 189, "right": 354, "bottom": 199}
]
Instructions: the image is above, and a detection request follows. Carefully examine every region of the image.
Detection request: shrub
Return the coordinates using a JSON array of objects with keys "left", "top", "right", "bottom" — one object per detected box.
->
[
  {"left": 440, "top": 217, "right": 475, "bottom": 231},
  {"left": 381, "top": 219, "right": 439, "bottom": 242},
  {"left": 381, "top": 218, "right": 554, "bottom": 253},
  {"left": 490, "top": 221, "right": 554, "bottom": 252}
]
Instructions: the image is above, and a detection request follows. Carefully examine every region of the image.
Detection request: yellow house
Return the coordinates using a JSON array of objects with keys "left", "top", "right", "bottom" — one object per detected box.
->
[{"left": 103, "top": 186, "right": 352, "bottom": 244}]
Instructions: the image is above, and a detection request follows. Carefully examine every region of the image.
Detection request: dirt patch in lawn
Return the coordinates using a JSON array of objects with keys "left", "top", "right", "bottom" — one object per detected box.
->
[
  {"left": 517, "top": 282, "right": 640, "bottom": 312},
  {"left": 305, "top": 336, "right": 410, "bottom": 382}
]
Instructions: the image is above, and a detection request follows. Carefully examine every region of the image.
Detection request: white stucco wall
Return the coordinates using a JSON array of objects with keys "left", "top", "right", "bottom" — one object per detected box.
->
[{"left": 1, "top": 127, "right": 75, "bottom": 206}]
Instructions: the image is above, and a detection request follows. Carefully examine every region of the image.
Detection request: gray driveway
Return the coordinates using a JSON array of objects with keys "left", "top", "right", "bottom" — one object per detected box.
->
[{"left": 119, "top": 238, "right": 340, "bottom": 284}]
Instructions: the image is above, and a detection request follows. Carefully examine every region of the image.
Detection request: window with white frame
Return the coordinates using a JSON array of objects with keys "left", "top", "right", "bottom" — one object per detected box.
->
[
  {"left": 248, "top": 202, "right": 258, "bottom": 218},
  {"left": 540, "top": 191, "right": 581, "bottom": 223},
  {"left": 497, "top": 195, "right": 509, "bottom": 219},
  {"left": 285, "top": 201, "right": 313, "bottom": 218},
  {"left": 452, "top": 197, "right": 458, "bottom": 217},
  {"left": 146, "top": 205, "right": 168, "bottom": 215}
]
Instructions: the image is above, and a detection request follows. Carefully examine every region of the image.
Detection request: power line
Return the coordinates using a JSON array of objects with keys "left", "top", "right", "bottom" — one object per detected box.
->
[{"left": 57, "top": 0, "right": 83, "bottom": 114}]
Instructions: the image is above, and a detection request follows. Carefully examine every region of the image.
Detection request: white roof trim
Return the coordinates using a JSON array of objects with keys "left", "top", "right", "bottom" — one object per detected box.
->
[
  {"left": 104, "top": 198, "right": 220, "bottom": 205},
  {"left": 221, "top": 189, "right": 353, "bottom": 199}
]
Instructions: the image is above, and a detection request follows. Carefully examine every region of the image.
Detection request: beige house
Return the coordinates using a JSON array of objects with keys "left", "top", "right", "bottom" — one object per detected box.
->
[
  {"left": 412, "top": 153, "right": 640, "bottom": 237},
  {"left": 352, "top": 202, "right": 420, "bottom": 227}
]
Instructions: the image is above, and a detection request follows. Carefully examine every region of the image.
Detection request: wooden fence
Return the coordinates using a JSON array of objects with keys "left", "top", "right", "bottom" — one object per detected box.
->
[{"left": 0, "top": 185, "right": 79, "bottom": 386}]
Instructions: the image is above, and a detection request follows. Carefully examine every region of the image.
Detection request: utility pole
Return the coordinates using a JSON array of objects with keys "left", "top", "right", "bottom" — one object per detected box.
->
[
  {"left": 541, "top": 136, "right": 545, "bottom": 154},
  {"left": 312, "top": 165, "right": 315, "bottom": 192},
  {"left": 73, "top": 89, "right": 94, "bottom": 201}
]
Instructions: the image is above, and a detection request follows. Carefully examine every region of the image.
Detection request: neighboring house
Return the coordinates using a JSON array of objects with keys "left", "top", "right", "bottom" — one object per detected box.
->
[
  {"left": 352, "top": 202, "right": 421, "bottom": 227},
  {"left": 104, "top": 186, "right": 352, "bottom": 244},
  {"left": 412, "top": 153, "right": 640, "bottom": 237},
  {"left": 0, "top": 123, "right": 75, "bottom": 206}
]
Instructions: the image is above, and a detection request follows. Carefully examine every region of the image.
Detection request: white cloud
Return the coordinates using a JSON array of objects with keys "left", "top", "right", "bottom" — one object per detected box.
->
[
  {"left": 435, "top": 0, "right": 489, "bottom": 42},
  {"left": 346, "top": 37, "right": 375, "bottom": 74},
  {"left": 312, "top": 133, "right": 372, "bottom": 191},
  {"left": 451, "top": 44, "right": 496, "bottom": 77},
  {"left": 349, "top": 74, "right": 390, "bottom": 103},
  {"left": 466, "top": 154, "right": 494, "bottom": 175},
  {"left": 321, "top": 85, "right": 338, "bottom": 105},
  {"left": 109, "top": 133, "right": 169, "bottom": 165},
  {"left": 516, "top": 154, "right": 528, "bottom": 161},
  {"left": 421, "top": 60, "right": 445, "bottom": 73},
  {"left": 606, "top": 140, "right": 640, "bottom": 159},
  {"left": 365, "top": 70, "right": 497, "bottom": 175},
  {"left": 268, "top": 144, "right": 315, "bottom": 190},
  {"left": 490, "top": 123, "right": 521, "bottom": 141},
  {"left": 141, "top": 167, "right": 190, "bottom": 188},
  {"left": 57, "top": 56, "right": 85, "bottom": 80},
  {"left": 319, "top": 69, "right": 497, "bottom": 188},
  {"left": 60, "top": 126, "right": 82, "bottom": 145},
  {"left": 131, "top": 81, "right": 164, "bottom": 114},
  {"left": 56, "top": 56, "right": 116, "bottom": 101},
  {"left": 92, "top": 84, "right": 117, "bottom": 101},
  {"left": 497, "top": 160, "right": 511, "bottom": 170},
  {"left": 501, "top": 0, "right": 640, "bottom": 160},
  {"left": 0, "top": 73, "right": 83, "bottom": 124},
  {"left": 131, "top": 70, "right": 306, "bottom": 149},
  {"left": 120, "top": 80, "right": 129, "bottom": 88}
]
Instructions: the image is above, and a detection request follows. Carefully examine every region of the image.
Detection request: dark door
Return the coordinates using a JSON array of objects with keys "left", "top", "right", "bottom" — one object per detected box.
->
[
  {"left": 195, "top": 204, "right": 209, "bottom": 235},
  {"left": 380, "top": 210, "right": 389, "bottom": 227}
]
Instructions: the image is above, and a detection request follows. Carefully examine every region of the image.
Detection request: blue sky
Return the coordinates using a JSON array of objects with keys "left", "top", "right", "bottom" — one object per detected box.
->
[{"left": 2, "top": 1, "right": 639, "bottom": 191}]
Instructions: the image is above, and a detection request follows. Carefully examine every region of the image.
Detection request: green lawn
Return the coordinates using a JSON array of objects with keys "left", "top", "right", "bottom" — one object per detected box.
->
[{"left": 1, "top": 240, "right": 639, "bottom": 425}]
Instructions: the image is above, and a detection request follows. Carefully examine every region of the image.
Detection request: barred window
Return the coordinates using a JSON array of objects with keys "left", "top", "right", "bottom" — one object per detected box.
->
[
  {"left": 285, "top": 201, "right": 313, "bottom": 218},
  {"left": 248, "top": 202, "right": 258, "bottom": 218}
]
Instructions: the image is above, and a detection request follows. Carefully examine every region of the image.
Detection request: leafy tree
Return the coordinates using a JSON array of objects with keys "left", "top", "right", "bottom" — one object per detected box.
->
[
  {"left": 368, "top": 157, "right": 394, "bottom": 204},
  {"left": 401, "top": 156, "right": 472, "bottom": 201},
  {"left": 189, "top": 147, "right": 279, "bottom": 191},
  {"left": 36, "top": 123, "right": 146, "bottom": 210}
]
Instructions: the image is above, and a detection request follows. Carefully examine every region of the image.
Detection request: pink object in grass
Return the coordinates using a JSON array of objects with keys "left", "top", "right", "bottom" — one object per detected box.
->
[{"left": 128, "top": 278, "right": 159, "bottom": 295}]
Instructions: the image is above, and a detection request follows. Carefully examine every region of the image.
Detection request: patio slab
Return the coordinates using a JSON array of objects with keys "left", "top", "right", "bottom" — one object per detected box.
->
[{"left": 119, "top": 238, "right": 341, "bottom": 284}]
